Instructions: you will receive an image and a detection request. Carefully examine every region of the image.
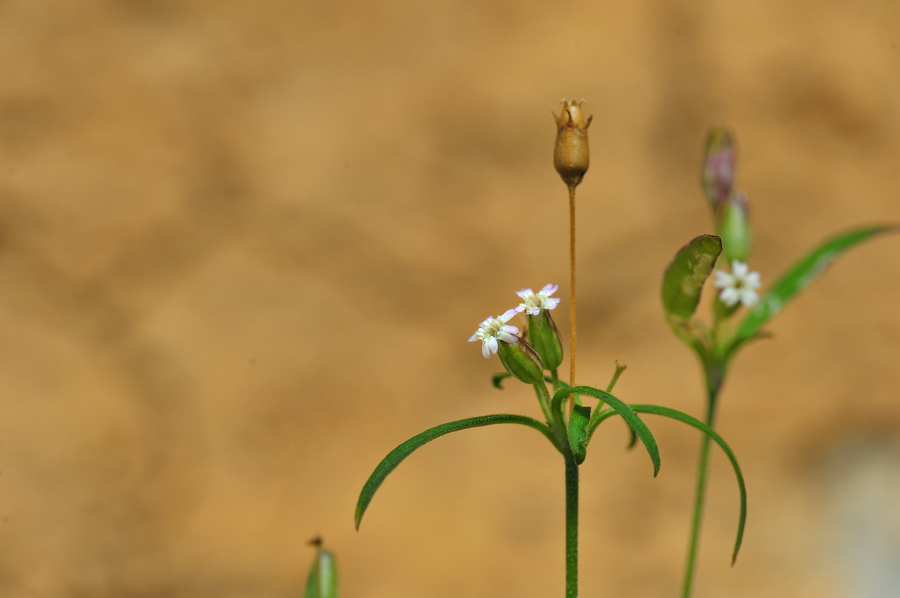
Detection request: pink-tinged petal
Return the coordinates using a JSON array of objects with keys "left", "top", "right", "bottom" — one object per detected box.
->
[
  {"left": 499, "top": 308, "right": 518, "bottom": 322},
  {"left": 545, "top": 297, "right": 561, "bottom": 310},
  {"left": 731, "top": 261, "right": 748, "bottom": 277},
  {"left": 481, "top": 341, "right": 491, "bottom": 359},
  {"left": 497, "top": 331, "right": 518, "bottom": 344},
  {"left": 501, "top": 325, "right": 519, "bottom": 334},
  {"left": 719, "top": 287, "right": 740, "bottom": 307},
  {"left": 541, "top": 283, "right": 558, "bottom": 294},
  {"left": 525, "top": 307, "right": 539, "bottom": 315},
  {"left": 515, "top": 304, "right": 527, "bottom": 313},
  {"left": 516, "top": 288, "right": 533, "bottom": 298},
  {"left": 486, "top": 337, "right": 499, "bottom": 355},
  {"left": 468, "top": 332, "right": 479, "bottom": 342}
]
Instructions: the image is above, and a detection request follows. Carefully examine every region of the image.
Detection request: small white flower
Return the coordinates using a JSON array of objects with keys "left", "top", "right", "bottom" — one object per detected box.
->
[
  {"left": 468, "top": 309, "right": 520, "bottom": 359},
  {"left": 714, "top": 260, "right": 761, "bottom": 308},
  {"left": 515, "top": 284, "right": 561, "bottom": 315}
]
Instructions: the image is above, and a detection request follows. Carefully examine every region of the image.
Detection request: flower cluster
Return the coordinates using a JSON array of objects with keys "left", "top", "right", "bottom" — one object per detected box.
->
[{"left": 468, "top": 284, "right": 563, "bottom": 382}]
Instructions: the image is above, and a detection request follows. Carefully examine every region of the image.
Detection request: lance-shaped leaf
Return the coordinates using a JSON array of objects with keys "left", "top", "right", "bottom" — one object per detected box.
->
[
  {"left": 662, "top": 234, "right": 723, "bottom": 321},
  {"left": 553, "top": 386, "right": 660, "bottom": 476},
  {"left": 728, "top": 225, "right": 897, "bottom": 355},
  {"left": 355, "top": 414, "right": 556, "bottom": 529},
  {"left": 567, "top": 404, "right": 591, "bottom": 464},
  {"left": 587, "top": 404, "right": 746, "bottom": 564}
]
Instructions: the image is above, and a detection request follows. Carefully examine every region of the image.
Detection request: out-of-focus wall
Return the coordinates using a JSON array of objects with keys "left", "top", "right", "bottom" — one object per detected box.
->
[{"left": 1, "top": 1, "right": 899, "bottom": 596}]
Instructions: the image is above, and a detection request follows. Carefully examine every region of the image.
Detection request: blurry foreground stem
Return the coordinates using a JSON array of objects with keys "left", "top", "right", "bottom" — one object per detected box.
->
[{"left": 681, "top": 360, "right": 726, "bottom": 598}]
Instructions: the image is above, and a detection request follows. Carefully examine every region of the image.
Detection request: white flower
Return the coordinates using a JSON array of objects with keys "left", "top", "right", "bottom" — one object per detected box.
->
[
  {"left": 468, "top": 309, "right": 520, "bottom": 359},
  {"left": 713, "top": 260, "right": 761, "bottom": 308},
  {"left": 515, "top": 284, "right": 561, "bottom": 315}
]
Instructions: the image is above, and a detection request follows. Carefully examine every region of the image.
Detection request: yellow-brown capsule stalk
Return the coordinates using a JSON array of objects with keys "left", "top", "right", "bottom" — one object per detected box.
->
[{"left": 554, "top": 99, "right": 592, "bottom": 189}]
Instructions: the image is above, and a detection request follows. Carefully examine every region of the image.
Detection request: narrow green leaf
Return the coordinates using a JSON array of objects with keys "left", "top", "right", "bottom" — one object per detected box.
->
[
  {"left": 590, "top": 404, "right": 747, "bottom": 564},
  {"left": 567, "top": 404, "right": 591, "bottom": 464},
  {"left": 492, "top": 373, "right": 512, "bottom": 389},
  {"left": 661, "top": 234, "right": 723, "bottom": 320},
  {"left": 355, "top": 414, "right": 556, "bottom": 529},
  {"left": 730, "top": 225, "right": 897, "bottom": 352},
  {"left": 553, "top": 386, "right": 660, "bottom": 476}
]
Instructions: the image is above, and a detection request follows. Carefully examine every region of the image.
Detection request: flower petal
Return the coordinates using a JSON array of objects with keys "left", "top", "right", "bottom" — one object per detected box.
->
[
  {"left": 499, "top": 308, "right": 518, "bottom": 322},
  {"left": 541, "top": 283, "right": 558, "bottom": 294},
  {"left": 481, "top": 341, "right": 491, "bottom": 359},
  {"left": 719, "top": 287, "right": 740, "bottom": 307},
  {"left": 486, "top": 337, "right": 499, "bottom": 355},
  {"left": 468, "top": 332, "right": 479, "bottom": 342},
  {"left": 497, "top": 331, "right": 518, "bottom": 344},
  {"left": 731, "top": 261, "right": 748, "bottom": 277},
  {"left": 544, "top": 297, "right": 561, "bottom": 310}
]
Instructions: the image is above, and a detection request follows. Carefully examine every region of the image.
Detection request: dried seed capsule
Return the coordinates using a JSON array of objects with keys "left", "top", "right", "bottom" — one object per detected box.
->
[{"left": 554, "top": 99, "right": 592, "bottom": 188}]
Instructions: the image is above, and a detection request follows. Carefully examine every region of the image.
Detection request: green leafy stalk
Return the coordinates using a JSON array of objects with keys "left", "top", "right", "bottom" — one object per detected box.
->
[
  {"left": 565, "top": 454, "right": 579, "bottom": 598},
  {"left": 355, "top": 414, "right": 557, "bottom": 529},
  {"left": 554, "top": 386, "right": 660, "bottom": 476}
]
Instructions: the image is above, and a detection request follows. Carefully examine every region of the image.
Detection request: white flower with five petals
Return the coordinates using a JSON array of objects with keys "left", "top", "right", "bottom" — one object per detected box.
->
[
  {"left": 468, "top": 309, "right": 520, "bottom": 359},
  {"left": 713, "top": 260, "right": 761, "bottom": 308},
  {"left": 515, "top": 284, "right": 561, "bottom": 315}
]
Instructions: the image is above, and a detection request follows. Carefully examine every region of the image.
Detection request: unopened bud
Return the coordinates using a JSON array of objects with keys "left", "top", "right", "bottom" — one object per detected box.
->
[
  {"left": 305, "top": 537, "right": 338, "bottom": 598},
  {"left": 701, "top": 127, "right": 735, "bottom": 208},
  {"left": 554, "top": 99, "right": 592, "bottom": 189},
  {"left": 527, "top": 310, "right": 563, "bottom": 371},
  {"left": 497, "top": 337, "right": 544, "bottom": 385},
  {"left": 717, "top": 192, "right": 753, "bottom": 263}
]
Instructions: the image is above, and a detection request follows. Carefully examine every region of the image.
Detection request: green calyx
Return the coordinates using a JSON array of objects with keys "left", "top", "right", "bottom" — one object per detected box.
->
[
  {"left": 527, "top": 310, "right": 564, "bottom": 371},
  {"left": 305, "top": 539, "right": 338, "bottom": 598},
  {"left": 717, "top": 193, "right": 753, "bottom": 263},
  {"left": 497, "top": 338, "right": 544, "bottom": 385}
]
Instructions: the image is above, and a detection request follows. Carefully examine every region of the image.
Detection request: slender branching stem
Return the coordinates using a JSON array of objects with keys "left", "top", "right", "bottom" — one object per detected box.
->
[
  {"left": 565, "top": 453, "right": 579, "bottom": 598},
  {"left": 680, "top": 364, "right": 724, "bottom": 598},
  {"left": 568, "top": 184, "right": 577, "bottom": 417}
]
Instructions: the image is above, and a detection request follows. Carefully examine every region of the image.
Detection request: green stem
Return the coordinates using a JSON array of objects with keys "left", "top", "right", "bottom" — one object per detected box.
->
[
  {"left": 565, "top": 454, "right": 579, "bottom": 598},
  {"left": 680, "top": 363, "right": 724, "bottom": 598}
]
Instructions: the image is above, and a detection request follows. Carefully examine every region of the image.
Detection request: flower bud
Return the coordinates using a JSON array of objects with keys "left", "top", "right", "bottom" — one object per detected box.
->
[
  {"left": 554, "top": 99, "right": 591, "bottom": 189},
  {"left": 305, "top": 537, "right": 338, "bottom": 598},
  {"left": 497, "top": 337, "right": 544, "bottom": 385},
  {"left": 701, "top": 126, "right": 735, "bottom": 208},
  {"left": 527, "top": 309, "right": 563, "bottom": 371},
  {"left": 717, "top": 192, "right": 753, "bottom": 263}
]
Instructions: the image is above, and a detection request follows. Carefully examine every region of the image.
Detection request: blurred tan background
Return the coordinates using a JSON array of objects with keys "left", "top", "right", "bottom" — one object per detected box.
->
[{"left": 1, "top": 0, "right": 900, "bottom": 596}]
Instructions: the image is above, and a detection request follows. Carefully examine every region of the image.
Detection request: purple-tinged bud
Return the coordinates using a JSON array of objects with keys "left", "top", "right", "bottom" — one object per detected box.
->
[
  {"left": 527, "top": 309, "right": 563, "bottom": 371},
  {"left": 497, "top": 337, "right": 545, "bottom": 385},
  {"left": 554, "top": 99, "right": 592, "bottom": 189},
  {"left": 717, "top": 191, "right": 753, "bottom": 263},
  {"left": 701, "top": 127, "right": 735, "bottom": 208}
]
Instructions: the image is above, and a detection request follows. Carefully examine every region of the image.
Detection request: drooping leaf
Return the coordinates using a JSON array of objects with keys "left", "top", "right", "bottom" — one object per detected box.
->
[
  {"left": 355, "top": 414, "right": 556, "bottom": 529},
  {"left": 567, "top": 404, "right": 591, "bottom": 464},
  {"left": 588, "top": 404, "right": 747, "bottom": 564},
  {"left": 661, "top": 234, "right": 723, "bottom": 321},
  {"left": 729, "top": 225, "right": 897, "bottom": 354},
  {"left": 553, "top": 386, "right": 660, "bottom": 476}
]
